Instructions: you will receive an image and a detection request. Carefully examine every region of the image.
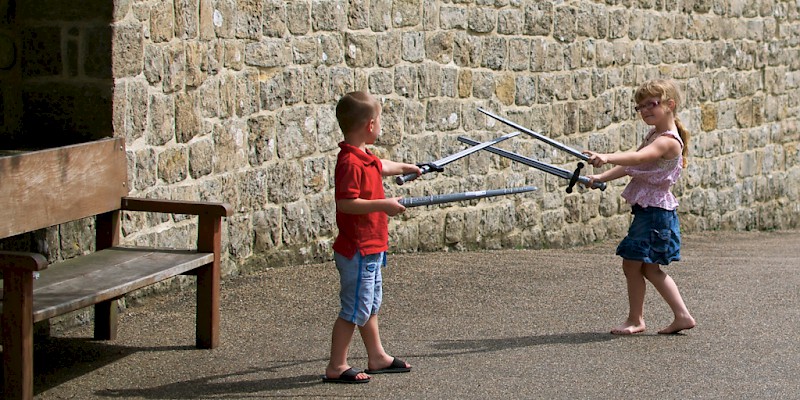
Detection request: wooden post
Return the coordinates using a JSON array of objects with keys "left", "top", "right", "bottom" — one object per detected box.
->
[
  {"left": 2, "top": 269, "right": 35, "bottom": 400},
  {"left": 195, "top": 214, "right": 221, "bottom": 349},
  {"left": 94, "top": 211, "right": 121, "bottom": 340}
]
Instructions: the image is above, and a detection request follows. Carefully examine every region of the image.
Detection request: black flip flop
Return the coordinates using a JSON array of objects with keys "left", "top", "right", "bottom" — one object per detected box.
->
[
  {"left": 365, "top": 357, "right": 411, "bottom": 374},
  {"left": 322, "top": 367, "right": 371, "bottom": 384}
]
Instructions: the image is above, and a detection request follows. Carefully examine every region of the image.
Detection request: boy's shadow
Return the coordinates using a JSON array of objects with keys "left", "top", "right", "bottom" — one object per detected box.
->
[
  {"left": 95, "top": 368, "right": 322, "bottom": 399},
  {"left": 4, "top": 335, "right": 321, "bottom": 398}
]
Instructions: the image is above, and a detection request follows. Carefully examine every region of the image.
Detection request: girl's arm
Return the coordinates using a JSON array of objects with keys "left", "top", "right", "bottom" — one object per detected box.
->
[
  {"left": 592, "top": 165, "right": 628, "bottom": 183},
  {"left": 337, "top": 197, "right": 406, "bottom": 216},
  {"left": 583, "top": 136, "right": 681, "bottom": 168},
  {"left": 585, "top": 165, "right": 628, "bottom": 190},
  {"left": 380, "top": 159, "right": 422, "bottom": 177}
]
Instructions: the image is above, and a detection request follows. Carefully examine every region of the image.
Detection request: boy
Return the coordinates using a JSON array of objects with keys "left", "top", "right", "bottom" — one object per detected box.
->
[{"left": 323, "top": 92, "right": 421, "bottom": 384}]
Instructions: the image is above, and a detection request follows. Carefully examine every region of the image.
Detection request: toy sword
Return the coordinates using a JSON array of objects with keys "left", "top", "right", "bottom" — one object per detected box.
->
[
  {"left": 399, "top": 186, "right": 538, "bottom": 207},
  {"left": 396, "top": 131, "right": 520, "bottom": 185},
  {"left": 477, "top": 108, "right": 590, "bottom": 162},
  {"left": 458, "top": 136, "right": 606, "bottom": 193}
]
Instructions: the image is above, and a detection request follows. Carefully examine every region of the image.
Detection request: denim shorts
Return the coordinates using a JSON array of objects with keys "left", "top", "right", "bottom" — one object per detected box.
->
[
  {"left": 334, "top": 251, "right": 386, "bottom": 326},
  {"left": 616, "top": 205, "right": 681, "bottom": 265}
]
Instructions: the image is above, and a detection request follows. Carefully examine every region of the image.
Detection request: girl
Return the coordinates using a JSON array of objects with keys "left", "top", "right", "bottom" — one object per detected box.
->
[{"left": 583, "top": 79, "right": 696, "bottom": 335}]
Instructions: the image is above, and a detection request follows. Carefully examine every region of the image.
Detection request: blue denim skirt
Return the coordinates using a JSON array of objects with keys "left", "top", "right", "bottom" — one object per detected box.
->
[{"left": 616, "top": 205, "right": 681, "bottom": 265}]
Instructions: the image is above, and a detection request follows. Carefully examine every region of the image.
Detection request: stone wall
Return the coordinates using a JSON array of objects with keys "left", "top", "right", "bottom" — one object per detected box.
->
[{"left": 2, "top": 0, "right": 799, "bottom": 277}]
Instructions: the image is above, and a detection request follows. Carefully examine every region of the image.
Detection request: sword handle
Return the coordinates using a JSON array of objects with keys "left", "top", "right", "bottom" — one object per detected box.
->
[
  {"left": 396, "top": 165, "right": 430, "bottom": 185},
  {"left": 576, "top": 176, "right": 607, "bottom": 191}
]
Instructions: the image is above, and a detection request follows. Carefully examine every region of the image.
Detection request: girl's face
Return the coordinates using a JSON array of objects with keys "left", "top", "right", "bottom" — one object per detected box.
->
[{"left": 635, "top": 96, "right": 673, "bottom": 126}]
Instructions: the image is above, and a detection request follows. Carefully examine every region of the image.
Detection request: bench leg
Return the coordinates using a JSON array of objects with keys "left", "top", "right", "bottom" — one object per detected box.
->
[
  {"left": 2, "top": 269, "right": 35, "bottom": 400},
  {"left": 196, "top": 215, "right": 221, "bottom": 349},
  {"left": 196, "top": 261, "right": 219, "bottom": 349},
  {"left": 94, "top": 299, "right": 119, "bottom": 340}
]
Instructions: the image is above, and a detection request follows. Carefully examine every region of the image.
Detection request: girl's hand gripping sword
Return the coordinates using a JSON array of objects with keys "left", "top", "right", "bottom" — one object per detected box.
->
[{"left": 396, "top": 131, "right": 520, "bottom": 185}]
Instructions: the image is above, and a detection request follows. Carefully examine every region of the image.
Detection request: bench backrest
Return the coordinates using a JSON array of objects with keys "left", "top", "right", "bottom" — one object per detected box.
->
[{"left": 0, "top": 137, "right": 129, "bottom": 240}]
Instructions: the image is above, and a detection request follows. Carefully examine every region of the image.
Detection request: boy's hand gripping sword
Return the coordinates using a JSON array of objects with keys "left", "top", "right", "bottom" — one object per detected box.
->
[
  {"left": 476, "top": 108, "right": 590, "bottom": 193},
  {"left": 399, "top": 186, "right": 538, "bottom": 207},
  {"left": 458, "top": 136, "right": 606, "bottom": 193},
  {"left": 396, "top": 131, "right": 520, "bottom": 185}
]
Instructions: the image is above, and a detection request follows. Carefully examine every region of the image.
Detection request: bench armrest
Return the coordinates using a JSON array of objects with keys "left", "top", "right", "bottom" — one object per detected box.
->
[
  {"left": 121, "top": 197, "right": 233, "bottom": 218},
  {"left": 0, "top": 251, "right": 49, "bottom": 272}
]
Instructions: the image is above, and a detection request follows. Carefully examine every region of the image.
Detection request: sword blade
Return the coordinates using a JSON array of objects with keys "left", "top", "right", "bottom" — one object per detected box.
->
[
  {"left": 457, "top": 136, "right": 606, "bottom": 191},
  {"left": 477, "top": 108, "right": 590, "bottom": 162},
  {"left": 399, "top": 186, "right": 538, "bottom": 207},
  {"left": 396, "top": 131, "right": 520, "bottom": 185},
  {"left": 433, "top": 131, "right": 520, "bottom": 167}
]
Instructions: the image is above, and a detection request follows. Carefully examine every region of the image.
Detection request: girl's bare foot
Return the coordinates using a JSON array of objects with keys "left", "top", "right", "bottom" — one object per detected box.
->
[
  {"left": 611, "top": 320, "right": 646, "bottom": 335},
  {"left": 658, "top": 316, "right": 696, "bottom": 334}
]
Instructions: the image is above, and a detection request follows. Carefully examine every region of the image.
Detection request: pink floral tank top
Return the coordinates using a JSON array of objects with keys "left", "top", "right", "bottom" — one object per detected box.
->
[{"left": 621, "top": 129, "right": 683, "bottom": 210}]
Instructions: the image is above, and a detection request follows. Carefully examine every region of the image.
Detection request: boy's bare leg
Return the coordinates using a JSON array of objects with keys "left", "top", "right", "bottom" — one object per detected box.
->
[
  {"left": 642, "top": 264, "right": 696, "bottom": 334},
  {"left": 612, "top": 259, "right": 648, "bottom": 335},
  {"left": 326, "top": 317, "right": 370, "bottom": 380},
  {"left": 359, "top": 314, "right": 411, "bottom": 371}
]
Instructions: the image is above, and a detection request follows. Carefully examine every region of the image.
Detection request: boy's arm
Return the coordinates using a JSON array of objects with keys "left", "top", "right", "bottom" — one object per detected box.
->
[
  {"left": 380, "top": 159, "right": 422, "bottom": 177},
  {"left": 337, "top": 197, "right": 406, "bottom": 216}
]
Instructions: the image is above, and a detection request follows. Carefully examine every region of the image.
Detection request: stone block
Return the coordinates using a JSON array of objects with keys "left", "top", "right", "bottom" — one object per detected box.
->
[
  {"left": 425, "top": 99, "right": 460, "bottom": 131},
  {"left": 524, "top": 2, "right": 552, "bottom": 36},
  {"left": 481, "top": 37, "right": 506, "bottom": 70},
  {"left": 401, "top": 32, "right": 425, "bottom": 62},
  {"left": 157, "top": 146, "right": 188, "bottom": 184},
  {"left": 312, "top": 34, "right": 340, "bottom": 65},
  {"left": 440, "top": 6, "right": 467, "bottom": 30},
  {"left": 498, "top": 8, "right": 523, "bottom": 35},
  {"left": 146, "top": 92, "right": 175, "bottom": 146},
  {"left": 245, "top": 38, "right": 289, "bottom": 68},
  {"left": 175, "top": 91, "right": 200, "bottom": 143},
  {"left": 292, "top": 37, "right": 318, "bottom": 65},
  {"left": 393, "top": 0, "right": 420, "bottom": 27},
  {"left": 469, "top": 7, "right": 496, "bottom": 33},
  {"left": 453, "top": 32, "right": 481, "bottom": 67},
  {"left": 277, "top": 105, "right": 317, "bottom": 159},
  {"left": 189, "top": 137, "right": 214, "bottom": 178},
  {"left": 376, "top": 33, "right": 401, "bottom": 66},
  {"left": 370, "top": 0, "right": 392, "bottom": 32},
  {"left": 394, "top": 65, "right": 418, "bottom": 98},
  {"left": 150, "top": 1, "right": 174, "bottom": 43},
  {"left": 345, "top": 33, "right": 377, "bottom": 67},
  {"left": 425, "top": 31, "right": 453, "bottom": 64},
  {"left": 554, "top": 6, "right": 576, "bottom": 42},
  {"left": 369, "top": 70, "right": 394, "bottom": 94},
  {"left": 418, "top": 62, "right": 442, "bottom": 98},
  {"left": 471, "top": 70, "right": 495, "bottom": 99}
]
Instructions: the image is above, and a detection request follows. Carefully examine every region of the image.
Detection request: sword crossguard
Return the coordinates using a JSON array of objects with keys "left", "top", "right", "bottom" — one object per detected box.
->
[
  {"left": 396, "top": 163, "right": 445, "bottom": 185},
  {"left": 566, "top": 162, "right": 584, "bottom": 194},
  {"left": 417, "top": 162, "right": 444, "bottom": 173}
]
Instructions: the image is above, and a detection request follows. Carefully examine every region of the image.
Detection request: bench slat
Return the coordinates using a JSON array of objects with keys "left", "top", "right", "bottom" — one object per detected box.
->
[
  {"left": 30, "top": 247, "right": 214, "bottom": 322},
  {"left": 0, "top": 137, "right": 128, "bottom": 239}
]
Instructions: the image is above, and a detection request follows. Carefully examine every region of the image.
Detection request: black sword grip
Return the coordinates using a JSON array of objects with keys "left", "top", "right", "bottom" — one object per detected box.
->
[
  {"left": 395, "top": 164, "right": 433, "bottom": 185},
  {"left": 566, "top": 162, "right": 584, "bottom": 194}
]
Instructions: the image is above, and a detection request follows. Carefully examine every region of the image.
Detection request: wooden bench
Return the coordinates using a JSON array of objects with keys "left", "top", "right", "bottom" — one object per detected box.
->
[{"left": 0, "top": 137, "right": 233, "bottom": 400}]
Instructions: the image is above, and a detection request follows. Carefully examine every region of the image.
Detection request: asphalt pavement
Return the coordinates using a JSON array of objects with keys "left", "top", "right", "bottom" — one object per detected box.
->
[{"left": 30, "top": 230, "right": 800, "bottom": 399}]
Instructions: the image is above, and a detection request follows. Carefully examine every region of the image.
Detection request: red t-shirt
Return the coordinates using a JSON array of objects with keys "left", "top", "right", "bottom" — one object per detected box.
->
[{"left": 332, "top": 142, "right": 388, "bottom": 258}]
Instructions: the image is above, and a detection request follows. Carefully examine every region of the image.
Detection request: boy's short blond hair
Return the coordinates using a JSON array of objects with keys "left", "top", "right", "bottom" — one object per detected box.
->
[{"left": 336, "top": 92, "right": 380, "bottom": 135}]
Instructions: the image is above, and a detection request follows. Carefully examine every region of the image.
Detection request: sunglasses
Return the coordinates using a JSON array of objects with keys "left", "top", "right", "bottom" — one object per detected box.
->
[{"left": 634, "top": 100, "right": 661, "bottom": 112}]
